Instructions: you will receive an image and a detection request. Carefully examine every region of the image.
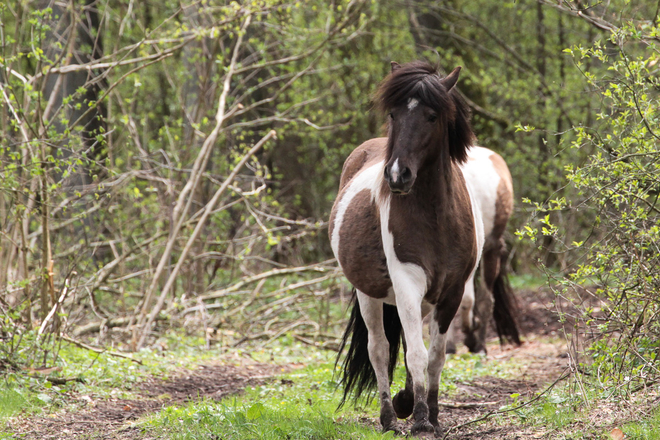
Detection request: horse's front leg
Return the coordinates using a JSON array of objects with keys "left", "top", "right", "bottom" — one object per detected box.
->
[
  {"left": 356, "top": 292, "right": 399, "bottom": 433},
  {"left": 395, "top": 290, "right": 434, "bottom": 435},
  {"left": 427, "top": 283, "right": 470, "bottom": 434},
  {"left": 393, "top": 302, "right": 433, "bottom": 419},
  {"left": 427, "top": 310, "right": 448, "bottom": 434}
]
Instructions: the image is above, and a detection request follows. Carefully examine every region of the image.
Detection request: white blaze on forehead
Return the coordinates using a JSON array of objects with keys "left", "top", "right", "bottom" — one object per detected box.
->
[
  {"left": 390, "top": 158, "right": 400, "bottom": 182},
  {"left": 330, "top": 162, "right": 384, "bottom": 261},
  {"left": 407, "top": 98, "right": 419, "bottom": 111}
]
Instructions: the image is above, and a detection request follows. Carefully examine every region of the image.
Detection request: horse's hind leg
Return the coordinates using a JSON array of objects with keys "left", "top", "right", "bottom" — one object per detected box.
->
[
  {"left": 457, "top": 271, "right": 489, "bottom": 354},
  {"left": 356, "top": 291, "right": 399, "bottom": 433},
  {"left": 392, "top": 338, "right": 414, "bottom": 419},
  {"left": 464, "top": 239, "right": 501, "bottom": 352}
]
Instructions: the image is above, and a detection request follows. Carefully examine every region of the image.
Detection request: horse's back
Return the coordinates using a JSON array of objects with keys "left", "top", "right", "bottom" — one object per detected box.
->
[{"left": 461, "top": 146, "right": 513, "bottom": 239}]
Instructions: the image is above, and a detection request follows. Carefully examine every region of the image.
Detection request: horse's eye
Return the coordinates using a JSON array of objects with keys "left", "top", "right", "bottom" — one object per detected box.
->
[
  {"left": 428, "top": 114, "right": 438, "bottom": 123},
  {"left": 388, "top": 112, "right": 394, "bottom": 120}
]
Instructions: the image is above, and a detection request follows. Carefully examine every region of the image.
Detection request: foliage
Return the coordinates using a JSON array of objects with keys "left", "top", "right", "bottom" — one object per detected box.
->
[
  {"left": 0, "top": 0, "right": 368, "bottom": 364},
  {"left": 520, "top": 16, "right": 660, "bottom": 394}
]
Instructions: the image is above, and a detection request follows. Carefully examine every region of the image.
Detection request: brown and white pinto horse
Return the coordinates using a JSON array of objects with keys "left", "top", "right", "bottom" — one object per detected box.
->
[
  {"left": 448, "top": 146, "right": 521, "bottom": 354},
  {"left": 329, "top": 61, "right": 484, "bottom": 435}
]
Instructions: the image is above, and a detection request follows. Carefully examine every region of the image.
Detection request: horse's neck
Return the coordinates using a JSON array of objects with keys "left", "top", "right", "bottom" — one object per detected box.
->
[{"left": 415, "top": 159, "right": 458, "bottom": 206}]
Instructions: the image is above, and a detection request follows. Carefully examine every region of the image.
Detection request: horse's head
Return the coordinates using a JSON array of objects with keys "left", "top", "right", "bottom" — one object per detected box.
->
[{"left": 377, "top": 61, "right": 474, "bottom": 194}]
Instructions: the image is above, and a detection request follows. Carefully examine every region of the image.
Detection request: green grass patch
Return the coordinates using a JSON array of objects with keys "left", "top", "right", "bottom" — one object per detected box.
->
[
  {"left": 509, "top": 271, "right": 549, "bottom": 290},
  {"left": 621, "top": 407, "right": 660, "bottom": 439},
  {"left": 143, "top": 348, "right": 519, "bottom": 439},
  {"left": 0, "top": 387, "right": 34, "bottom": 418}
]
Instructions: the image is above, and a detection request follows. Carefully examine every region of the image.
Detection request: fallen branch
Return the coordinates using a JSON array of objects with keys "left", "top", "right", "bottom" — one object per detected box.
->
[
  {"left": 133, "top": 14, "right": 253, "bottom": 349},
  {"left": 61, "top": 335, "right": 142, "bottom": 365},
  {"left": 72, "top": 315, "right": 167, "bottom": 337},
  {"left": 46, "top": 376, "right": 86, "bottom": 385},
  {"left": 438, "top": 401, "right": 499, "bottom": 409},
  {"left": 199, "top": 260, "right": 337, "bottom": 302}
]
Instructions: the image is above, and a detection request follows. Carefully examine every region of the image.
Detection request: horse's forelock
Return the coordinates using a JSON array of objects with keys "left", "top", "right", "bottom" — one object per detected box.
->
[{"left": 376, "top": 61, "right": 450, "bottom": 114}]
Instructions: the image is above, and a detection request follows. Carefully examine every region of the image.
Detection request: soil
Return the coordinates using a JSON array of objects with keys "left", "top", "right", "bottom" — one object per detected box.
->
[
  {"left": 6, "top": 288, "right": 578, "bottom": 440},
  {"left": 8, "top": 364, "right": 280, "bottom": 440}
]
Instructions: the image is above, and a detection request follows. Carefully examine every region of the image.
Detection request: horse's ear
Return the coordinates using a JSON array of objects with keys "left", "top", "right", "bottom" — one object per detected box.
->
[
  {"left": 391, "top": 61, "right": 401, "bottom": 72},
  {"left": 441, "top": 66, "right": 462, "bottom": 91}
]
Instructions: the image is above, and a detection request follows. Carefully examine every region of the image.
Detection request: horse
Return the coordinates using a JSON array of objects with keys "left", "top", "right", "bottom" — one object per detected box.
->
[
  {"left": 329, "top": 61, "right": 484, "bottom": 435},
  {"left": 447, "top": 146, "right": 521, "bottom": 354}
]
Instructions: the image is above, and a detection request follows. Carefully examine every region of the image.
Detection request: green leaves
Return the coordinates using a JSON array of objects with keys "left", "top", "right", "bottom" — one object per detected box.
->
[{"left": 529, "top": 20, "right": 660, "bottom": 392}]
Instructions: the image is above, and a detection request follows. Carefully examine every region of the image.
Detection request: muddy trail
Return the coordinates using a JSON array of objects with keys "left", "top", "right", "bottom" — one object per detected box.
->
[{"left": 8, "top": 288, "right": 573, "bottom": 440}]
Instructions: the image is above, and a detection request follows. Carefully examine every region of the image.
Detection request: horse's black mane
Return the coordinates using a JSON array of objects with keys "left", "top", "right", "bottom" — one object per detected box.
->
[{"left": 375, "top": 61, "right": 474, "bottom": 163}]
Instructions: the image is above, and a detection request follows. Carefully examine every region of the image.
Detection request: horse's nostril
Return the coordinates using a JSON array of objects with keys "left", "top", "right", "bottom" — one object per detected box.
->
[
  {"left": 383, "top": 167, "right": 391, "bottom": 181},
  {"left": 401, "top": 167, "right": 412, "bottom": 183}
]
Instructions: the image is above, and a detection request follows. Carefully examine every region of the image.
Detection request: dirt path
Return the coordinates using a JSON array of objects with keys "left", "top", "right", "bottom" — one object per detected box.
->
[
  {"left": 8, "top": 364, "right": 280, "bottom": 440},
  {"left": 7, "top": 288, "right": 571, "bottom": 440}
]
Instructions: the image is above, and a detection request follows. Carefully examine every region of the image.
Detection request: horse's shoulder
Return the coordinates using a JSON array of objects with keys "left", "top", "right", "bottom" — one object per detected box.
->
[{"left": 338, "top": 138, "right": 387, "bottom": 190}]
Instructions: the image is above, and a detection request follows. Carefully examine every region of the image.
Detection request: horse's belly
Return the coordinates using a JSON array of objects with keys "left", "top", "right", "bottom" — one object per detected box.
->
[{"left": 332, "top": 189, "right": 391, "bottom": 298}]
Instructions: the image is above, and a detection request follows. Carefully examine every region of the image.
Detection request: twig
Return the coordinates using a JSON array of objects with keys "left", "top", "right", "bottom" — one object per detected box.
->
[
  {"left": 293, "top": 334, "right": 341, "bottom": 352},
  {"left": 38, "top": 282, "right": 71, "bottom": 335},
  {"left": 441, "top": 369, "right": 571, "bottom": 439},
  {"left": 135, "top": 128, "right": 275, "bottom": 350}
]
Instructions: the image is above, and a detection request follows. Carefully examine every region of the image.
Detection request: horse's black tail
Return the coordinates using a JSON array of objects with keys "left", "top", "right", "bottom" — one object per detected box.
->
[
  {"left": 492, "top": 253, "right": 522, "bottom": 345},
  {"left": 336, "top": 290, "right": 402, "bottom": 408}
]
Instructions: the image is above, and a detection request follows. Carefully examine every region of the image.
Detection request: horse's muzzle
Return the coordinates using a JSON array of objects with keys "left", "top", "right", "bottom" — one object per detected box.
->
[{"left": 384, "top": 163, "right": 414, "bottom": 194}]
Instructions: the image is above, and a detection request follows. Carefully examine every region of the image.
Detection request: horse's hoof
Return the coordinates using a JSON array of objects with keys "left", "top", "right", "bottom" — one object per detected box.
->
[
  {"left": 392, "top": 389, "right": 414, "bottom": 419},
  {"left": 411, "top": 419, "right": 435, "bottom": 436},
  {"left": 382, "top": 422, "right": 402, "bottom": 435},
  {"left": 466, "top": 342, "right": 487, "bottom": 355},
  {"left": 445, "top": 342, "right": 457, "bottom": 354}
]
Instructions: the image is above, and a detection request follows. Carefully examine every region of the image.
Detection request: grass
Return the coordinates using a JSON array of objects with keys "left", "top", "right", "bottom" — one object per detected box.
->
[
  {"left": 622, "top": 407, "right": 660, "bottom": 439},
  {"left": 508, "top": 271, "right": 549, "bottom": 290},
  {"left": 0, "top": 387, "right": 34, "bottom": 418}
]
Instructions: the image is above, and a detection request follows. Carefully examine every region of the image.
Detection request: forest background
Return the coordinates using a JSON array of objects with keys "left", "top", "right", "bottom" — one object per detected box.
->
[{"left": 1, "top": 0, "right": 659, "bottom": 409}]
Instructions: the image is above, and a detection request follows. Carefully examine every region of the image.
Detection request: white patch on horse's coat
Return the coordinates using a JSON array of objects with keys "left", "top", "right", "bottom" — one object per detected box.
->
[
  {"left": 330, "top": 162, "right": 384, "bottom": 265},
  {"left": 378, "top": 192, "right": 429, "bottom": 388},
  {"left": 390, "top": 158, "right": 400, "bottom": 182},
  {"left": 377, "top": 195, "right": 428, "bottom": 304},
  {"left": 460, "top": 146, "right": 500, "bottom": 238},
  {"left": 407, "top": 98, "right": 419, "bottom": 111}
]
